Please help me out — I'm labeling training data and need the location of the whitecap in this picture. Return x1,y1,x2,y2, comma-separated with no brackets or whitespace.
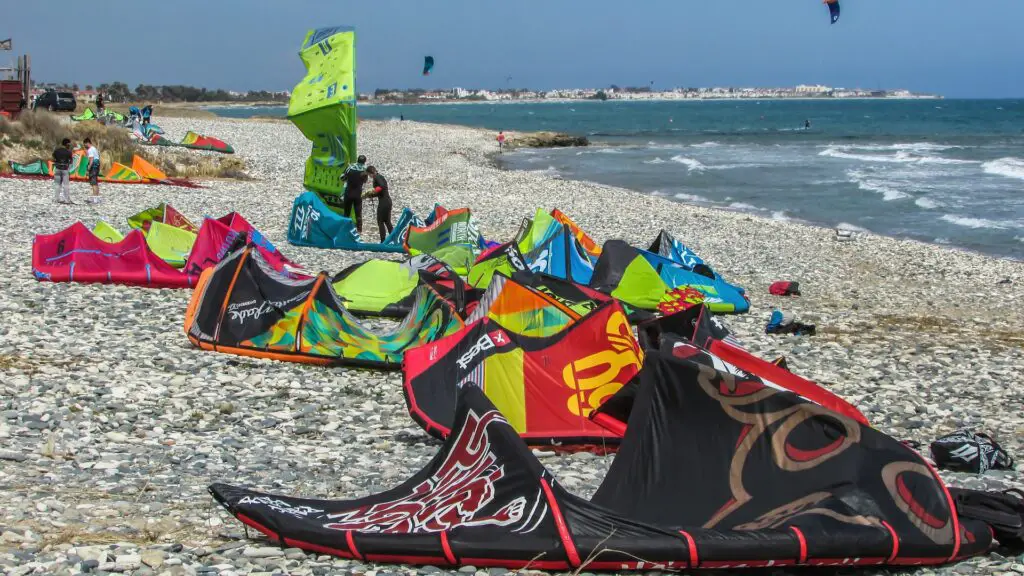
643,157,667,165
847,170,909,201
914,197,942,210
982,157,1024,182
727,202,764,211
594,148,624,155
771,211,790,222
690,141,722,148
672,193,709,203
670,155,706,171
837,222,870,233
939,214,1009,230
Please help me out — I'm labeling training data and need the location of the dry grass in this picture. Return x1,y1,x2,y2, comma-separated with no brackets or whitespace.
166,154,249,179
104,102,219,120
0,110,249,179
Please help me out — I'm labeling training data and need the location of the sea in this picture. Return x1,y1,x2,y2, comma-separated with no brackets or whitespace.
209,99,1024,260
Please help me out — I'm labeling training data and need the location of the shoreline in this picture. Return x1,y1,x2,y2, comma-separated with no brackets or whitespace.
0,115,1020,575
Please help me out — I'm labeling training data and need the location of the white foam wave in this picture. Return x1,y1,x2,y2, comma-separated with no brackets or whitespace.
847,170,909,201
837,222,870,233
643,157,667,165
939,214,1009,230
982,157,1024,181
771,211,791,222
914,197,942,210
673,193,709,203
690,141,722,148
594,148,624,155
728,202,764,211
705,163,768,171
821,145,975,166
670,155,706,171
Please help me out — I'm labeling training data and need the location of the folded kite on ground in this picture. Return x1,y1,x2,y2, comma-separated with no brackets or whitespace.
211,347,994,570
591,240,750,314
184,246,464,369
331,254,478,319
287,190,417,252
33,213,300,288
5,153,198,188
404,273,634,445
405,206,487,275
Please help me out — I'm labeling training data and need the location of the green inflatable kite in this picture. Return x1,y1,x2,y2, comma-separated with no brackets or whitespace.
288,26,358,213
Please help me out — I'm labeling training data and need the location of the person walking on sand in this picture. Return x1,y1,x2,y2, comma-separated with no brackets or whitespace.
497,131,506,154
84,138,102,203
52,138,74,204
96,93,105,116
340,155,368,233
364,166,393,242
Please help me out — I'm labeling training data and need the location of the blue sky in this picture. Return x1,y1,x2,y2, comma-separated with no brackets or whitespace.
7,0,1024,97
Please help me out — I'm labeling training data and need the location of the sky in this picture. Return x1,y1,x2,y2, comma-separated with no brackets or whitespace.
5,0,1024,98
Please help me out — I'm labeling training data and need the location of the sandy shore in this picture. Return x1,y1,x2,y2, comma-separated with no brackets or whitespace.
0,116,1021,575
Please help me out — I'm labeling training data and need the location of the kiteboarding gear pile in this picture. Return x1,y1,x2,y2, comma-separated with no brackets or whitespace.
950,488,1024,549
765,309,816,336
930,430,1014,474
769,281,801,296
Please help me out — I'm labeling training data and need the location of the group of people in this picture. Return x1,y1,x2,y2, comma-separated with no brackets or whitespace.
51,138,102,204
340,155,394,242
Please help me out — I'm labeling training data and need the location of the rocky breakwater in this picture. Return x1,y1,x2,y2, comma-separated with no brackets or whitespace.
504,131,589,149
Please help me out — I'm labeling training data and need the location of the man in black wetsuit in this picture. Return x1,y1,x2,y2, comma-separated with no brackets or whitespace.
52,138,74,204
365,166,393,242
340,155,368,232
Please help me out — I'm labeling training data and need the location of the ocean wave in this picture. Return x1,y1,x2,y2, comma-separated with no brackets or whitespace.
705,163,768,171
594,148,624,155
771,211,791,222
672,193,709,203
821,145,975,166
914,197,942,210
643,157,667,165
690,141,722,148
670,155,706,171
982,157,1024,181
837,222,870,233
939,214,1010,230
847,170,909,201
728,202,765,211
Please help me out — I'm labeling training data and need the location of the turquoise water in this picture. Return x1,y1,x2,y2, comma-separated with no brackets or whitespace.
209,100,1024,259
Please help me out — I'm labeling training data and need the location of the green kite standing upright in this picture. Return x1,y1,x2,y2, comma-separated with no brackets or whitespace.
288,26,357,213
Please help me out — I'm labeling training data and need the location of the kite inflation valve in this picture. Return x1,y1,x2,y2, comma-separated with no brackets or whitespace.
835,228,855,242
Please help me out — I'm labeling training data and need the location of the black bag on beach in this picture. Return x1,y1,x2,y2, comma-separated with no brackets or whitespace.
930,429,1013,474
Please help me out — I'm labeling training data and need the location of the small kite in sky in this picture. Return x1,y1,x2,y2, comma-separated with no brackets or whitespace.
825,0,840,24
423,56,435,76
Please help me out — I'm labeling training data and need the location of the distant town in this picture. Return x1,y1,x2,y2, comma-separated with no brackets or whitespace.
27,82,939,106
367,85,941,104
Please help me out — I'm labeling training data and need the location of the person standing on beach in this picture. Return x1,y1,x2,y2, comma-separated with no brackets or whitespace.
84,138,102,203
96,93,105,116
52,138,73,204
340,155,368,232
364,166,393,242
497,131,506,153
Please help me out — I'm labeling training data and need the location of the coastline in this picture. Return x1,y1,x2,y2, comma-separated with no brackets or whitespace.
0,116,1020,575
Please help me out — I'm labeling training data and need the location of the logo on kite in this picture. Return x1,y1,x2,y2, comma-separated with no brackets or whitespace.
825,0,840,24
323,409,533,534
561,311,643,417
456,330,510,370
423,56,435,76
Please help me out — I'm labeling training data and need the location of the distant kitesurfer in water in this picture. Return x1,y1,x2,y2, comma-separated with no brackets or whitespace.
805,119,812,129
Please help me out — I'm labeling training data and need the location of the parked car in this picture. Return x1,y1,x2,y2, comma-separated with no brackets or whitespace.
33,90,76,112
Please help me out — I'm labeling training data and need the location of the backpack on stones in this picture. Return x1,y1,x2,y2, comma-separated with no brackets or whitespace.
930,429,1013,474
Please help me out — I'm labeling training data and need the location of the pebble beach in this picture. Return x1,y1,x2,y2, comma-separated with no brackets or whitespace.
1,116,1023,576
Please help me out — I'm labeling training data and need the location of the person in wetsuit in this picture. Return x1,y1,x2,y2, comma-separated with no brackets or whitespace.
365,166,393,242
340,155,368,232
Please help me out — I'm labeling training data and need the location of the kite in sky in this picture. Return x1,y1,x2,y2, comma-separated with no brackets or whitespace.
825,0,841,24
423,56,434,76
